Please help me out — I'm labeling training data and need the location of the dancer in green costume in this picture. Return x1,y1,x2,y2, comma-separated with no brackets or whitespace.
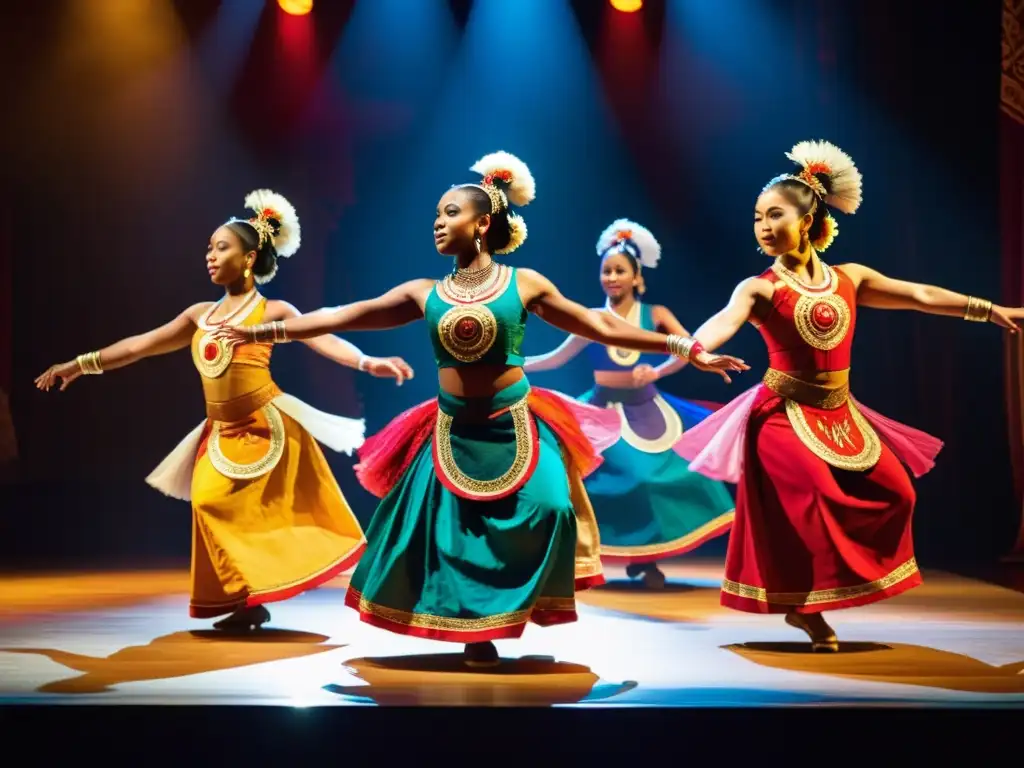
217,152,747,666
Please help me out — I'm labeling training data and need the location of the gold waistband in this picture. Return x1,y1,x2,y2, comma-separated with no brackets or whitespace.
763,369,849,410
205,381,283,424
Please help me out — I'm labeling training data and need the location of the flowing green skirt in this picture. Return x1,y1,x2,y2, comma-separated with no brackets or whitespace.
580,384,735,564
345,378,605,642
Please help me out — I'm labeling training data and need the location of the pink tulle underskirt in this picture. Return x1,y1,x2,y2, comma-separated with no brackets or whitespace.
673,383,943,484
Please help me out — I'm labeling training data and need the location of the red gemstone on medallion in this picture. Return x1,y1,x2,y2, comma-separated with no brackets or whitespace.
811,302,837,330
203,342,219,361
456,317,480,340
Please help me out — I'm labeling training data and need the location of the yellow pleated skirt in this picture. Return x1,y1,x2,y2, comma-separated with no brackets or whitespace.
188,405,365,618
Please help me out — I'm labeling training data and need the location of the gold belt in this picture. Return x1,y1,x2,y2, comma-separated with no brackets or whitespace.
205,381,282,423
762,369,849,410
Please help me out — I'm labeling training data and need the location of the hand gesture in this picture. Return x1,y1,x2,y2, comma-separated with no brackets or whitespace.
631,364,659,387
689,351,749,384
211,325,251,348
990,306,1024,333
362,356,415,386
35,360,83,392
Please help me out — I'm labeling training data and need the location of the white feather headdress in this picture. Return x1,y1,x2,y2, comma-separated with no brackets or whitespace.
241,188,301,257
784,140,863,214
469,151,536,208
466,151,535,255
596,218,661,269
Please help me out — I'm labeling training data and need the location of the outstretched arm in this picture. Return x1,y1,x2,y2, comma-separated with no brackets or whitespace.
691,277,771,352
35,303,209,392
842,263,1022,331
523,334,590,372
648,305,692,380
265,300,414,385
518,268,749,381
519,269,675,352
218,279,433,345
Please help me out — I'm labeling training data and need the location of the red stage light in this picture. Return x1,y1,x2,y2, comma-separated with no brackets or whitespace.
609,0,643,12
278,0,313,16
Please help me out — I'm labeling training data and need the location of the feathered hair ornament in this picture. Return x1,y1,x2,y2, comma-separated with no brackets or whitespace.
783,140,863,215
596,218,661,270
227,189,301,284
467,151,535,255
760,140,862,252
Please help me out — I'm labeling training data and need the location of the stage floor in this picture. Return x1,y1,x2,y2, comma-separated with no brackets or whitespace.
1,560,1022,708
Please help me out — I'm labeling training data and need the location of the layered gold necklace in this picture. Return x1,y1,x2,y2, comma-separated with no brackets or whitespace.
438,260,510,304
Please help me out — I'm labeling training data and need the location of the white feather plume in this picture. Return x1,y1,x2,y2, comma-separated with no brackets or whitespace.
494,213,528,255
243,188,301,258
595,218,661,269
470,151,536,207
785,140,863,214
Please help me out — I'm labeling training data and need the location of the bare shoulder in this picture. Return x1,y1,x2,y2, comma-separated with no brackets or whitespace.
263,299,301,321
834,262,868,281
403,277,437,294
740,275,775,299
515,267,548,287
182,301,215,324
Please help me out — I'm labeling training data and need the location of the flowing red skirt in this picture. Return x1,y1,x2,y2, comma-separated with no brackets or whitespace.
722,392,922,614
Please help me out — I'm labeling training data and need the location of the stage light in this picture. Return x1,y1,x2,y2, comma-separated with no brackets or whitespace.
610,0,643,12
278,0,312,16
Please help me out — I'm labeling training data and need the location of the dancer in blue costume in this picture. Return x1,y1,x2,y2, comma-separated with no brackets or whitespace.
524,219,735,588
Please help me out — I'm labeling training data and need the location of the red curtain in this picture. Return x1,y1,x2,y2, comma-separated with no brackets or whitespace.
1001,0,1024,556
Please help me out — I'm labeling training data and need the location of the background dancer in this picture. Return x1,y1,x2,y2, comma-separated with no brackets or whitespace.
524,219,734,588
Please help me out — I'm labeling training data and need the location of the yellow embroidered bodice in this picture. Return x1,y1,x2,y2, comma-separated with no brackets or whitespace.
191,294,280,422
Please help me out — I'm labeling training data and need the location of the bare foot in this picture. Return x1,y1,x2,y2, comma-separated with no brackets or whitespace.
785,611,838,652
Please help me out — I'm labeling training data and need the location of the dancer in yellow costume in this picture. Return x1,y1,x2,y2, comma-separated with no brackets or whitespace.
35,189,414,629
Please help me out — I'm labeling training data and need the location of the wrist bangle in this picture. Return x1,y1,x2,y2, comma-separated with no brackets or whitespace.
76,351,104,374
964,296,992,323
666,335,704,360
271,320,290,343
357,355,369,372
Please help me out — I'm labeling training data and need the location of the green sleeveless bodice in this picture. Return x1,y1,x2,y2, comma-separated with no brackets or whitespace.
425,264,527,369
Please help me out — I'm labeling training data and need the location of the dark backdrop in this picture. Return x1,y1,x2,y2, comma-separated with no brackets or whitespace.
1,0,1013,569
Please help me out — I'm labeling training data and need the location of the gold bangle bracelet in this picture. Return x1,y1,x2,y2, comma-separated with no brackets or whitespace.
964,296,992,323
76,351,103,374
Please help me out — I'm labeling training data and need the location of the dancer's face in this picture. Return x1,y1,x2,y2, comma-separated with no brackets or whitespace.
206,226,254,285
434,188,489,256
600,252,638,301
753,188,812,257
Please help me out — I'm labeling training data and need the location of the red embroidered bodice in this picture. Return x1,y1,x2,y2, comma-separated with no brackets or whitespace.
754,263,856,373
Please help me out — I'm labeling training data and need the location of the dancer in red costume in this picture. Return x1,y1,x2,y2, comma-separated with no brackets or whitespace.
675,140,1024,650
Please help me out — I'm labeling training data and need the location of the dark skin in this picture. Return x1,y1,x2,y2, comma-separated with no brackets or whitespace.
36,226,414,392
212,187,748,658
34,225,415,630
213,188,748,397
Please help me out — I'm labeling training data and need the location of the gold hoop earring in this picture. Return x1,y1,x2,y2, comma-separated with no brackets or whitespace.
800,230,809,251
244,268,251,279
474,234,482,253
